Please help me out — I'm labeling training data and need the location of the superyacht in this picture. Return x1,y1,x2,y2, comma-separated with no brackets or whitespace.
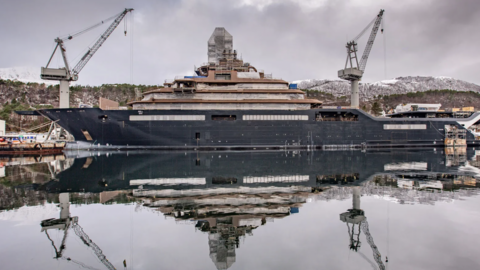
37,28,480,150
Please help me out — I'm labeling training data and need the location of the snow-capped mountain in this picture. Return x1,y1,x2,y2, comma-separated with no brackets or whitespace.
0,66,57,85
0,203,59,225
3,66,480,101
294,76,480,101
312,179,480,206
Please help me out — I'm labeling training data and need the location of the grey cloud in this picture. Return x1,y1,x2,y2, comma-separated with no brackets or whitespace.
1,0,479,86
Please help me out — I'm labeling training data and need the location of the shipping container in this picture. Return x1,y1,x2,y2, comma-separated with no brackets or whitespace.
290,207,299,214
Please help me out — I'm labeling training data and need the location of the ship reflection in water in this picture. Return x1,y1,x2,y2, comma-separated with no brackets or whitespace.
1,149,480,269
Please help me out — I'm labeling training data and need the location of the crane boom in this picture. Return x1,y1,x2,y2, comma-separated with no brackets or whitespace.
359,10,384,71
72,8,133,76
73,222,117,270
361,220,385,270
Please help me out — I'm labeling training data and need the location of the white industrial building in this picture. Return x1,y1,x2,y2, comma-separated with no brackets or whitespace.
395,103,442,113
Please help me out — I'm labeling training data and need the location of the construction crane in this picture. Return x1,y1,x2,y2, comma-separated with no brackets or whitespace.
361,220,384,269
340,187,386,270
338,9,385,108
41,193,117,270
41,8,133,108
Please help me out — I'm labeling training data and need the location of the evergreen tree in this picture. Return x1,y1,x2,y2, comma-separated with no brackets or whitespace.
371,102,382,116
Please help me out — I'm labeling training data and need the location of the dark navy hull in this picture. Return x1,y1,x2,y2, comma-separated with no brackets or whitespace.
42,149,478,193
38,108,480,149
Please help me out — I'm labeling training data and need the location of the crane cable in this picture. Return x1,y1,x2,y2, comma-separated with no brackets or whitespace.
129,200,134,270
62,257,101,270
353,17,376,42
124,13,127,36
386,194,390,269
130,11,134,85
126,13,134,269
59,11,125,42
382,15,387,79
63,10,128,69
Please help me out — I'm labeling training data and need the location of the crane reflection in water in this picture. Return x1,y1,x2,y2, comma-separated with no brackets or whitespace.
30,148,480,269
40,193,116,270
340,187,386,270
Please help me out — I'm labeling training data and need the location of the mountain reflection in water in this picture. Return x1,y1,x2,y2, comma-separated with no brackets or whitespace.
1,149,480,270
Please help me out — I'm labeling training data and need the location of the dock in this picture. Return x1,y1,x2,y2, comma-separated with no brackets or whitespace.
0,142,65,155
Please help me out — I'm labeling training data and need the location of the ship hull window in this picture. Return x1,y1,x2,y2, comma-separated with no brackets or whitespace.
215,74,231,80
130,115,205,121
315,112,358,121
212,177,238,184
384,124,426,130
243,115,308,121
212,115,236,121
244,175,309,183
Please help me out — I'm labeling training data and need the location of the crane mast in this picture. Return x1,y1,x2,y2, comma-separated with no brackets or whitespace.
338,9,384,108
41,8,133,108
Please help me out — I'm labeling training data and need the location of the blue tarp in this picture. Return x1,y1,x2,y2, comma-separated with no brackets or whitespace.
289,84,298,89
184,76,207,79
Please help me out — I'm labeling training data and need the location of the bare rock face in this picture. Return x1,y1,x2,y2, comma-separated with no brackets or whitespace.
295,76,480,101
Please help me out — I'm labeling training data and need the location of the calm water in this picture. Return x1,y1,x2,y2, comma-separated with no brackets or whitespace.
1,149,480,270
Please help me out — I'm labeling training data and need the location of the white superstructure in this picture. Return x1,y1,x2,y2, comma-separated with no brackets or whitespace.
128,27,321,111
395,103,442,113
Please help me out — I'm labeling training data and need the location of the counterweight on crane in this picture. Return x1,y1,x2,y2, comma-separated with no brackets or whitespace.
338,9,385,108
41,8,133,108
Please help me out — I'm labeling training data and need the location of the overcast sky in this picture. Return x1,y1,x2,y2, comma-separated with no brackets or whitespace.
1,0,479,86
